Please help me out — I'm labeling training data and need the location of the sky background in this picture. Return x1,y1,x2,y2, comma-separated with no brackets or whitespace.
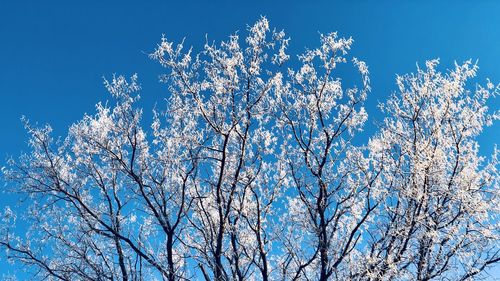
0,0,499,279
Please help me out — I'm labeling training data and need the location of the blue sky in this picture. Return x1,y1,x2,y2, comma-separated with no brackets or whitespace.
0,0,499,278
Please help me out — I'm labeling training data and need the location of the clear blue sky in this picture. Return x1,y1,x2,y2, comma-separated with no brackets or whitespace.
0,0,499,278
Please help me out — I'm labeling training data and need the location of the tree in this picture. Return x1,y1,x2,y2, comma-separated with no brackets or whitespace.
359,60,499,280
149,17,288,281
273,33,376,280
1,18,498,281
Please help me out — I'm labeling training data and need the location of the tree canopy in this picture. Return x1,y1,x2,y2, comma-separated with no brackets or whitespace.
1,17,499,281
